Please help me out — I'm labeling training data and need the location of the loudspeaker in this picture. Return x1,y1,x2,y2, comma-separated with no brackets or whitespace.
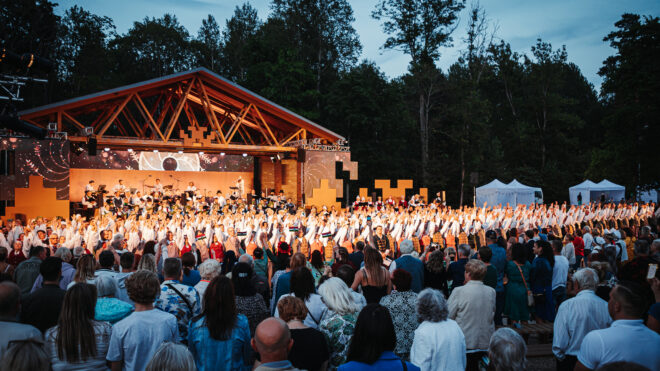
297,148,305,162
0,150,15,175
87,137,97,156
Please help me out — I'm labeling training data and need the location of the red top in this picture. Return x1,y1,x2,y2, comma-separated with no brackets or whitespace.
180,243,192,255
210,242,224,261
573,236,585,257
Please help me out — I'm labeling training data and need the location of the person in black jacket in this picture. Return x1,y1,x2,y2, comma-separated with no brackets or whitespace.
20,257,65,332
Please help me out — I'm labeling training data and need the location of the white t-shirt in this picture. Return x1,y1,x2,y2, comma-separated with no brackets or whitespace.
106,309,178,371
552,255,569,290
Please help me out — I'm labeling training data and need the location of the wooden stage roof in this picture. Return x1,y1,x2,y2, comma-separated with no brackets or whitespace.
18,68,344,155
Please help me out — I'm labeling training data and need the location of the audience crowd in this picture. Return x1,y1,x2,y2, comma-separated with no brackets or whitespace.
0,200,659,371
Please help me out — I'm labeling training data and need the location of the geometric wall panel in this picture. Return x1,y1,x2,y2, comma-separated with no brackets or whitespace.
3,176,69,222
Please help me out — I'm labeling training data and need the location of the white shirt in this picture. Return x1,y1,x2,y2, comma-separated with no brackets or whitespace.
275,293,328,329
577,319,660,370
551,255,569,290
561,243,576,265
411,320,466,371
583,233,593,250
552,290,611,360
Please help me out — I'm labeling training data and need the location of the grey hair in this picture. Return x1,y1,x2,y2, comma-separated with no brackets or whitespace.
458,244,471,258
238,253,254,267
651,239,660,253
95,275,118,297
318,277,360,315
54,247,72,262
137,253,157,273
198,259,221,280
488,328,527,371
400,239,414,255
572,268,599,291
73,246,83,257
145,342,196,371
583,226,591,232
416,288,448,323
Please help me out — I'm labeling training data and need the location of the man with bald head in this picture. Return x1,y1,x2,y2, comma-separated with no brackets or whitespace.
0,281,42,355
252,317,300,371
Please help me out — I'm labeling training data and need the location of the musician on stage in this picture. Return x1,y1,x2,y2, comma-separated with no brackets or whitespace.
85,180,96,193
154,178,164,193
186,182,197,192
373,225,390,256
112,179,126,194
82,190,97,220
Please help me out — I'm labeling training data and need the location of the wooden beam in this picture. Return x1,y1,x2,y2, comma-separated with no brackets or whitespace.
251,104,280,146
134,94,166,142
61,111,85,130
196,79,226,144
281,128,305,146
121,109,144,137
226,104,251,144
97,94,134,137
164,79,195,141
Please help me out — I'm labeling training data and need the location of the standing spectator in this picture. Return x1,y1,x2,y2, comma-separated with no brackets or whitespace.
21,257,65,332
181,252,201,287
448,260,496,371
276,267,328,329
107,270,179,371
68,255,97,288
0,282,42,355
31,248,75,292
1,339,50,371
238,254,269,305
188,275,251,371
335,265,367,311
94,275,133,324
115,252,135,303
14,245,46,296
618,240,655,285
251,318,298,371
553,268,611,371
575,281,660,371
195,259,221,301
348,240,365,268
274,253,307,309
318,277,360,370
44,283,113,370
341,304,420,371
423,249,448,297
530,240,556,322
145,342,196,371
278,296,329,371
478,246,497,290
447,244,471,290
411,288,466,371
232,262,269,337
0,246,14,279
488,328,527,371
485,230,507,326
582,226,594,260
379,269,419,360
551,240,570,308
155,258,201,343
504,243,531,325
331,247,357,276
573,232,585,269
351,248,391,304
389,240,424,293
561,234,576,266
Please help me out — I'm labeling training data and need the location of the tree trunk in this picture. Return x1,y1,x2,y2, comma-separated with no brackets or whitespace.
419,92,430,186
459,142,465,205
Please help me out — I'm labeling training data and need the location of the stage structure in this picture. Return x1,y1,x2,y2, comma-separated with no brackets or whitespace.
1,68,358,220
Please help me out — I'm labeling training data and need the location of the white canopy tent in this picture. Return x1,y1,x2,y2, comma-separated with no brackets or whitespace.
476,179,539,206
569,179,625,205
507,179,543,204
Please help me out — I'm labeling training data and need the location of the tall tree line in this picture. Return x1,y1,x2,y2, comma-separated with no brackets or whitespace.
1,1,658,205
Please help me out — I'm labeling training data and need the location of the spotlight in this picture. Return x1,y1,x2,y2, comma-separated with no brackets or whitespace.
199,151,204,155
153,149,158,153
178,150,184,154
276,154,282,161
242,153,247,157
220,152,225,156
127,148,133,152
104,147,110,152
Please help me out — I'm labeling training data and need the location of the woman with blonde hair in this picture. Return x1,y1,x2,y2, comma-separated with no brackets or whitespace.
136,253,157,273
318,277,360,370
67,255,96,289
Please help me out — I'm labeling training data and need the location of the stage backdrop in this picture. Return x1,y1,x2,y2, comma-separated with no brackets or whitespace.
69,150,253,201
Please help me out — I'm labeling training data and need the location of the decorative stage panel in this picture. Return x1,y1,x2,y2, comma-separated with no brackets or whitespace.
3,176,69,222
0,138,70,201
306,179,341,210
374,179,413,200
303,150,357,200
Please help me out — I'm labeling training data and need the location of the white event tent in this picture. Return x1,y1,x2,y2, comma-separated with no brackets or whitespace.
569,179,625,205
476,179,541,206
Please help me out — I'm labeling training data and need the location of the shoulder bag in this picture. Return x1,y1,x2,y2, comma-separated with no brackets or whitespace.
515,263,534,307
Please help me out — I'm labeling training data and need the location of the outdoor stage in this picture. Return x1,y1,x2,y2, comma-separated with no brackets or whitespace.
0,68,358,221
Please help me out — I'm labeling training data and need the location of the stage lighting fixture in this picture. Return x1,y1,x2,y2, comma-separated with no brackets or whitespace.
242,153,247,157
83,127,93,136
153,149,158,153
127,148,133,152
220,152,225,156
47,122,58,131
276,154,282,161
178,150,184,154
104,147,110,152
199,151,204,155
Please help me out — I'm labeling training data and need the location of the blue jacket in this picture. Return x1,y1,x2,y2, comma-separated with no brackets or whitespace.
489,244,507,292
188,314,252,371
339,351,420,371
